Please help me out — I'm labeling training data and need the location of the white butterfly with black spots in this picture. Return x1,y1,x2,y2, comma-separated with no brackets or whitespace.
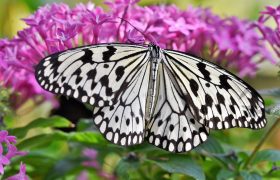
35,43,266,153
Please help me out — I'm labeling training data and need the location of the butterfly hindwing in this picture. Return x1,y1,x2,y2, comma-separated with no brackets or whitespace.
145,64,209,153
92,60,151,146
163,50,266,130
35,44,149,107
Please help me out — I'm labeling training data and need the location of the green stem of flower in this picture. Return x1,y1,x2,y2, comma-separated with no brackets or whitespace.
243,117,280,169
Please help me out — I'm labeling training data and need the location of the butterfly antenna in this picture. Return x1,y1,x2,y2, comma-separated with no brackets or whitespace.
116,17,157,45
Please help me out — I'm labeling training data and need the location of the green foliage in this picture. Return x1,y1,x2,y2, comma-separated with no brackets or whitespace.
9,116,73,138
0,86,11,120
2,113,279,179
251,150,280,165
147,155,205,180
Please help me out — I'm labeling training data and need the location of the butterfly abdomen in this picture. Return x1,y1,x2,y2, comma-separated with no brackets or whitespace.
145,45,162,120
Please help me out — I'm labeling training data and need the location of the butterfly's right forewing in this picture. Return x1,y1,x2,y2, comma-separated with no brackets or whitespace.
35,44,149,107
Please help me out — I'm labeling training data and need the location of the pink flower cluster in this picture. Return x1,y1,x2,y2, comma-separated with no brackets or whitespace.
257,5,280,59
0,0,278,107
0,130,27,175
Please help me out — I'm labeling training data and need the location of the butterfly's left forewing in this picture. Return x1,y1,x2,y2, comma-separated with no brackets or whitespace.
162,50,266,130
35,44,149,107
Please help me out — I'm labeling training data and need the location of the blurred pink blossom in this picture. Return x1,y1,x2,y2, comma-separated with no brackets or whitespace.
0,145,10,175
6,162,29,180
0,131,27,175
81,148,115,180
82,148,99,168
257,5,280,58
76,171,88,180
0,0,277,107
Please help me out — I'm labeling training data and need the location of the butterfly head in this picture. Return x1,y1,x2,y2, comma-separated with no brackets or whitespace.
148,43,161,59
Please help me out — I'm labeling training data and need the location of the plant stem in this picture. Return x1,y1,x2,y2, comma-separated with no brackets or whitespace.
243,117,280,169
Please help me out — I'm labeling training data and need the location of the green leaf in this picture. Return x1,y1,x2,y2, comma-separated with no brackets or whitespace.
196,137,224,154
68,131,107,145
17,131,107,150
146,154,205,180
9,116,73,138
76,118,94,131
240,171,262,180
21,0,42,11
13,152,57,175
237,151,250,162
17,131,68,149
45,156,85,180
264,167,280,178
251,149,280,165
216,168,235,180
115,155,140,180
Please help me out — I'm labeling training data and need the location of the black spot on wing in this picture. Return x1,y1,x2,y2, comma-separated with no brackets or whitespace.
189,79,199,96
100,76,109,86
169,124,174,131
197,62,211,81
106,88,113,96
87,69,97,78
217,92,225,104
103,46,117,62
75,76,83,84
216,104,222,114
136,117,140,124
158,120,163,126
205,94,213,106
126,119,130,126
229,105,236,114
80,49,93,63
201,105,208,115
115,66,125,81
61,76,66,83
219,74,231,90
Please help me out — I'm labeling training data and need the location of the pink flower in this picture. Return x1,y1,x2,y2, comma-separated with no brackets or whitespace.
76,171,89,180
82,148,99,168
6,162,29,180
127,29,145,44
0,130,27,175
81,148,116,180
0,130,16,144
5,144,28,160
257,5,280,59
0,145,10,174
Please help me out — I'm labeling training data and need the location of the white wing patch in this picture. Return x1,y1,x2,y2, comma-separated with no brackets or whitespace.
163,50,266,130
145,64,209,152
35,44,149,107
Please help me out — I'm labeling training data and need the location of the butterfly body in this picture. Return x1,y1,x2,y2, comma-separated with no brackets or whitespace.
35,43,266,153
146,44,162,120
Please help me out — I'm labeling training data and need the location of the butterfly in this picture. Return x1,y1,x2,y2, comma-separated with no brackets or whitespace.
35,43,266,153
